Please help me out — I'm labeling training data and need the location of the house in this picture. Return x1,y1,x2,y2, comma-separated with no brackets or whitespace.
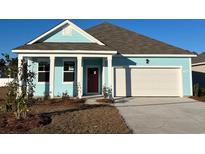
192,52,205,88
12,20,196,98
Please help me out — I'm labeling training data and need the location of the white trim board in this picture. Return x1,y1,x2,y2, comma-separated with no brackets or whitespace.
189,58,193,96
192,62,205,66
114,54,197,57
16,53,115,58
27,20,104,45
114,65,183,69
12,50,117,54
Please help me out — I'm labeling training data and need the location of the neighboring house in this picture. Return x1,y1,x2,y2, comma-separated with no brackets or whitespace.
12,20,196,98
192,53,205,88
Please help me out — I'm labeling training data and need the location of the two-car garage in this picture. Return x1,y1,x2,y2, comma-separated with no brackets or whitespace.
114,67,182,97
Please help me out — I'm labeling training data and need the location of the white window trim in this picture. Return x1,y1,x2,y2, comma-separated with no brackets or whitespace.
37,58,50,84
62,58,76,84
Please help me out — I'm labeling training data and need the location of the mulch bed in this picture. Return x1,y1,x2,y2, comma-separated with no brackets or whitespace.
28,104,131,134
0,95,131,134
29,98,87,114
35,98,86,105
0,113,51,134
96,98,114,104
190,96,205,103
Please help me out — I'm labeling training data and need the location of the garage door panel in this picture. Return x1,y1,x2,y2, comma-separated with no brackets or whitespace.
115,68,181,96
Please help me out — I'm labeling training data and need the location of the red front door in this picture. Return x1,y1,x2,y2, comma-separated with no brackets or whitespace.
87,67,98,93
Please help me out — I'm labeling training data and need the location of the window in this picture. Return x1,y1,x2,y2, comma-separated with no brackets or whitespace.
38,61,50,82
63,61,75,82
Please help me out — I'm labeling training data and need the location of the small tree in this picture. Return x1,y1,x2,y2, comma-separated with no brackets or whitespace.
0,53,18,78
5,58,35,119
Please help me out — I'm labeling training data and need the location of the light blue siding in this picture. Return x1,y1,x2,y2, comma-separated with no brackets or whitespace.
30,58,50,96
43,27,91,43
54,58,76,97
30,57,76,97
30,56,191,97
113,56,191,96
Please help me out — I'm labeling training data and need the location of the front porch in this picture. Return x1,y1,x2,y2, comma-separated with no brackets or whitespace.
18,54,113,98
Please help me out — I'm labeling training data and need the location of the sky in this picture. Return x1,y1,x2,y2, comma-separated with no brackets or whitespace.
0,19,205,57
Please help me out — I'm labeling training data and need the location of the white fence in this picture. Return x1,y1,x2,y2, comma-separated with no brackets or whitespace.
0,78,14,87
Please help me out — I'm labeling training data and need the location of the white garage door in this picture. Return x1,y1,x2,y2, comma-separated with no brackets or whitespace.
114,67,182,97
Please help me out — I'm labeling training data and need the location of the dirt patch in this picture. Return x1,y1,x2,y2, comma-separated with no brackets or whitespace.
29,98,86,114
28,104,131,134
190,96,205,103
0,113,51,134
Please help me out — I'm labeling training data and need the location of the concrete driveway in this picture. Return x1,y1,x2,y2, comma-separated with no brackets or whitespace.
114,97,205,133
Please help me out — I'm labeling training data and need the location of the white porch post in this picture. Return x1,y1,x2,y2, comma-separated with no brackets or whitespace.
49,56,55,98
102,58,105,89
77,56,82,98
26,57,31,93
18,54,23,95
107,56,113,98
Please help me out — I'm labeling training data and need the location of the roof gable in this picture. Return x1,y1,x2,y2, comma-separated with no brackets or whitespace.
42,24,91,43
27,20,104,45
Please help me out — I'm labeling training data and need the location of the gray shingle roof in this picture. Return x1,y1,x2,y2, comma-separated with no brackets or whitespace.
192,53,205,64
86,22,193,55
14,22,194,55
13,42,113,51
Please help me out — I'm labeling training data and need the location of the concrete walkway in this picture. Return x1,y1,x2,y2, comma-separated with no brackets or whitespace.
114,97,205,133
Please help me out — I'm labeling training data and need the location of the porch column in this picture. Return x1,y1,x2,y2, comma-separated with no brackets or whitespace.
49,56,55,98
77,56,82,98
107,56,113,97
102,58,105,88
18,54,23,95
26,57,31,93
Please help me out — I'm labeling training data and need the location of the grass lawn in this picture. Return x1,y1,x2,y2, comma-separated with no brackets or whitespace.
0,87,131,134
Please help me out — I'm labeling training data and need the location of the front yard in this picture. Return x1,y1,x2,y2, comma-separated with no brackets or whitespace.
0,87,131,134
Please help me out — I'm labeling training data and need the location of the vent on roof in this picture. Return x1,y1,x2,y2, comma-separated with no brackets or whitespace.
62,26,72,36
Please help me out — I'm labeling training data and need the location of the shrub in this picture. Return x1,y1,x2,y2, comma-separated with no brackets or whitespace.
62,91,70,100
5,58,35,119
103,86,108,99
193,83,200,96
193,83,205,97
